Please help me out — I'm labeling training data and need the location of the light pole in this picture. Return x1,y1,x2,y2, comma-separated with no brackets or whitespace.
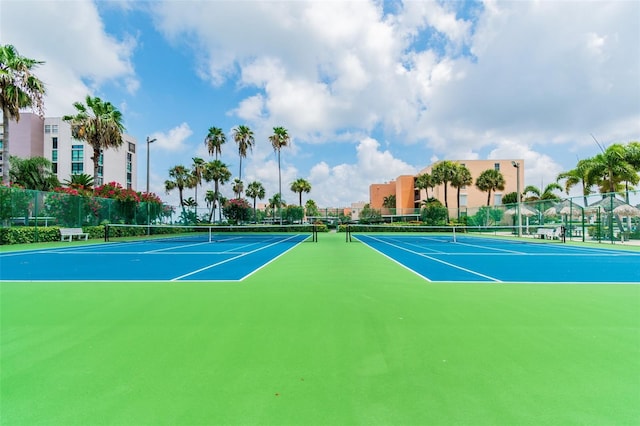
146,136,157,195
146,136,157,227
512,161,522,237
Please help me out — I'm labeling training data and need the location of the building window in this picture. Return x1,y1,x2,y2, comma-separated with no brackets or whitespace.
71,145,84,174
52,137,58,149
52,125,58,133
71,145,84,162
460,194,468,206
494,163,500,171
71,163,83,174
52,163,57,174
494,194,502,205
45,125,51,134
128,142,135,153
52,150,58,162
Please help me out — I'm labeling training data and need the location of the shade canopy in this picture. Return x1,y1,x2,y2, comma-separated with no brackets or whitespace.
504,205,539,217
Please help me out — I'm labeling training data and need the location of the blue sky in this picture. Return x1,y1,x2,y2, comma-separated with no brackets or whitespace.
2,0,639,208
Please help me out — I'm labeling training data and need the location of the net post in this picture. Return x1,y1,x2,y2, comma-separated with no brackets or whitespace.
104,224,109,242
346,224,351,242
452,225,457,243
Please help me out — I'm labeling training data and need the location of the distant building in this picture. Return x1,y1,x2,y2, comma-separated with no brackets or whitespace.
1,113,137,189
369,159,524,212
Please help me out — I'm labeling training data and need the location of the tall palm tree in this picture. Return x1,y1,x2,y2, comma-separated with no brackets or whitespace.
415,172,434,200
475,169,505,206
191,157,205,208
450,163,473,212
556,158,596,206
246,181,266,223
204,126,226,160
624,141,640,170
269,126,290,223
431,160,458,208
202,159,231,223
232,125,254,182
218,195,228,222
164,165,191,207
0,44,46,185
62,95,125,185
523,183,563,202
232,178,244,198
204,190,217,223
587,143,639,200
290,178,311,207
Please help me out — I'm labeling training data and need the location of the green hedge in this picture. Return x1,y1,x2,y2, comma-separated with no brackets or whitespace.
0,226,104,245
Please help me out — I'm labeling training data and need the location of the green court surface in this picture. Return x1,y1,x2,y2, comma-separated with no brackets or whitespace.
1,232,639,425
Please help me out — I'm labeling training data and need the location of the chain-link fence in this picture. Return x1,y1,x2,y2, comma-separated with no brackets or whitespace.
2,186,639,244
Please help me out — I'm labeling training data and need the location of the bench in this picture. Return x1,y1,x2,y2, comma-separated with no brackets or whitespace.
536,227,563,240
60,228,89,241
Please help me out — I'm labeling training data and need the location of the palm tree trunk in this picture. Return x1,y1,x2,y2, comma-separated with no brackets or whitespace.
2,107,10,185
278,150,282,225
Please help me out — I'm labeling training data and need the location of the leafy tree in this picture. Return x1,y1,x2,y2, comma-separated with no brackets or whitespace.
290,178,311,207
283,204,304,224
431,160,458,208
420,199,448,225
475,169,505,206
246,181,265,223
9,156,59,191
305,199,319,217
232,125,254,182
450,163,473,211
270,126,290,223
204,126,226,159
202,159,231,223
0,44,46,185
223,198,251,225
359,204,382,224
62,95,125,184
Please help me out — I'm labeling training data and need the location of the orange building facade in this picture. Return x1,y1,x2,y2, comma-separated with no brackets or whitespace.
369,159,524,214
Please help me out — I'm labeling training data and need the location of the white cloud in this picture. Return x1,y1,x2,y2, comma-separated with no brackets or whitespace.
1,0,138,117
307,137,417,207
151,123,193,153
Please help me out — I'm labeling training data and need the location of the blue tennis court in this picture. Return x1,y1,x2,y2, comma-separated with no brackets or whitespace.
354,234,640,284
0,234,309,282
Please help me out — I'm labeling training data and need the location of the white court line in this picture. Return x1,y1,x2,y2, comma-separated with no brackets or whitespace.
170,234,304,281
360,235,502,283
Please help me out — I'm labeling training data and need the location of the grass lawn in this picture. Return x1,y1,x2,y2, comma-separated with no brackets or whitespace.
1,232,639,425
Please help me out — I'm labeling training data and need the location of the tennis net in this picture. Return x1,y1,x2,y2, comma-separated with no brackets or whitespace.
345,224,562,243
105,223,318,243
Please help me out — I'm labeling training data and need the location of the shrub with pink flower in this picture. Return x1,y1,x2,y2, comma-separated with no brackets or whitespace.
223,198,252,224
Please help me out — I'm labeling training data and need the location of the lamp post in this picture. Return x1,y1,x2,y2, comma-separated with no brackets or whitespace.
146,136,157,195
146,137,157,227
512,161,522,237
